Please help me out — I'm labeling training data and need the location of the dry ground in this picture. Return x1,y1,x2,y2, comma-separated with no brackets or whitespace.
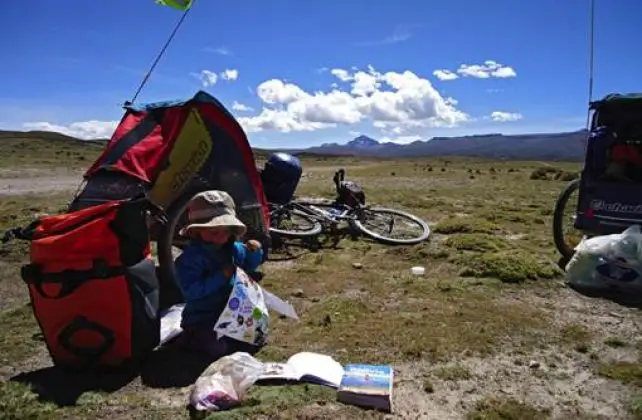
1,143,642,419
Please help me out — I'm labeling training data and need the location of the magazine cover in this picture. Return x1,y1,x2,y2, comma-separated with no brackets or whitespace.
337,364,393,412
339,364,393,394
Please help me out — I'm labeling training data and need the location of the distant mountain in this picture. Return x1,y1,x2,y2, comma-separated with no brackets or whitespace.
320,134,380,149
346,135,379,148
302,130,589,161
316,133,404,156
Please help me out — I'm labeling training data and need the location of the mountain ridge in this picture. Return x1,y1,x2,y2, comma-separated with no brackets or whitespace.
305,129,588,161
0,128,589,162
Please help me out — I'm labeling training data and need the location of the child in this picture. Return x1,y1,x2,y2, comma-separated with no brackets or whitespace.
174,190,264,359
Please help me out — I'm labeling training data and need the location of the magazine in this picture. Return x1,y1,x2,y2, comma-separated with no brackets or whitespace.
336,364,394,412
256,352,344,388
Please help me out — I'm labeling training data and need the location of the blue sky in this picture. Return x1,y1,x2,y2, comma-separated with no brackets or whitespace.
1,0,640,149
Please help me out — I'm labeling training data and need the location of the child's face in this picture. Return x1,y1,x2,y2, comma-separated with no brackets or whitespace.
198,228,231,245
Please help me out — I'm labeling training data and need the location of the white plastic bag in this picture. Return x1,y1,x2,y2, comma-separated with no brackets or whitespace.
566,225,642,291
214,268,269,346
159,304,185,346
190,352,266,412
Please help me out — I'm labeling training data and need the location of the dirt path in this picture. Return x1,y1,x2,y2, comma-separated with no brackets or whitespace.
0,171,82,196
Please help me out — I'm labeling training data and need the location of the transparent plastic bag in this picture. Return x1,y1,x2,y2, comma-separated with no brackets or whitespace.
566,225,642,290
189,352,266,413
609,225,642,262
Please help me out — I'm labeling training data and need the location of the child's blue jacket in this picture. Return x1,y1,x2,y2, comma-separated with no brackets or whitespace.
175,239,263,327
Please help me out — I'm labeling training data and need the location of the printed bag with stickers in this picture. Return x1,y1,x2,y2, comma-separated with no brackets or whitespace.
214,268,269,347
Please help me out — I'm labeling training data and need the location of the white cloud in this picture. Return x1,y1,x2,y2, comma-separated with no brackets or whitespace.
432,60,517,81
22,120,118,140
331,65,382,96
330,68,351,82
457,60,517,79
432,70,459,81
237,65,469,135
204,46,232,55
193,69,239,87
232,101,253,112
354,24,418,47
220,69,239,81
490,111,523,122
196,70,218,87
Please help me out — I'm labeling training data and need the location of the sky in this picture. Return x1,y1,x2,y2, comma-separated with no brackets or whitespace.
1,0,641,149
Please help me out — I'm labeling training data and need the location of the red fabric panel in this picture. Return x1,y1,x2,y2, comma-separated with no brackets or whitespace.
108,124,164,184
84,112,146,178
199,103,271,229
30,276,134,367
149,107,190,182
30,201,124,273
83,107,189,184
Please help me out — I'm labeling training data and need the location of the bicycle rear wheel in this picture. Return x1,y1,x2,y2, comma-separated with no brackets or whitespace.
353,207,430,245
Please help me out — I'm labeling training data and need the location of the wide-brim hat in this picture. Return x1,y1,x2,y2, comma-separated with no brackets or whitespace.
178,190,247,237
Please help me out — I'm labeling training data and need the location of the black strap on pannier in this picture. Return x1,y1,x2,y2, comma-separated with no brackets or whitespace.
57,316,116,366
20,259,126,299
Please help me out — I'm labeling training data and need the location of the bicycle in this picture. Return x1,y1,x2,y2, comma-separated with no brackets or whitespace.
269,169,431,245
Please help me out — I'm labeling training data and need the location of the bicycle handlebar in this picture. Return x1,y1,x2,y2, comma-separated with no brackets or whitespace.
333,168,345,192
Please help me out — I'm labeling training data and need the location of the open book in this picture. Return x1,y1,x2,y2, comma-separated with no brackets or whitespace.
336,364,394,413
256,352,344,388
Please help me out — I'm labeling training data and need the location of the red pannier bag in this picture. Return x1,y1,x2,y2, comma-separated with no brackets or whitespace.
16,197,163,371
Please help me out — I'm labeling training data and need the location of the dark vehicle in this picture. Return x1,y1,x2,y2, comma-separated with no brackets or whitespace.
553,93,642,259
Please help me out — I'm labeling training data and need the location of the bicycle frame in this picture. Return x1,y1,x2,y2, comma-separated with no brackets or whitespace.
269,168,370,233
270,200,356,225
298,202,352,223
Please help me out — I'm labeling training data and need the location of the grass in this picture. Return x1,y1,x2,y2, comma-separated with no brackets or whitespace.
432,364,472,381
597,361,642,387
467,397,551,420
0,131,104,169
433,217,501,235
0,305,42,365
1,133,640,418
561,324,592,353
201,385,341,420
457,251,562,283
443,233,510,252
529,166,578,182
631,395,642,420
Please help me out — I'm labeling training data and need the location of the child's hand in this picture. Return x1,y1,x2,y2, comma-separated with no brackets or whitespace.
245,239,262,251
222,266,235,279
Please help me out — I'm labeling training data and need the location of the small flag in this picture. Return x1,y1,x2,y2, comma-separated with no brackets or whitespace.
155,0,193,11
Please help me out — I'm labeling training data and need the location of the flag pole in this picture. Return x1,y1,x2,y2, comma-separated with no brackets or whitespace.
585,0,596,129
127,1,195,106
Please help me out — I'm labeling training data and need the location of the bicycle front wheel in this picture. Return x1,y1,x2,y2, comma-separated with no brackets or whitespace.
353,207,430,245
552,178,582,260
